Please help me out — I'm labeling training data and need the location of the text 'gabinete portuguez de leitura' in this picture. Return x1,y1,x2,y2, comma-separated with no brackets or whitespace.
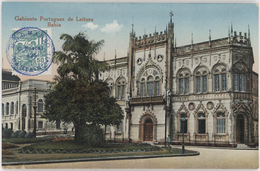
14,16,94,27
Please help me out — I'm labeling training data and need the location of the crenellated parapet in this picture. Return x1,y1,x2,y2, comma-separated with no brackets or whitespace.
134,30,167,47
229,31,250,46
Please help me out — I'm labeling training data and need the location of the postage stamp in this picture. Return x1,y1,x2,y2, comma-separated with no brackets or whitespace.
6,27,54,76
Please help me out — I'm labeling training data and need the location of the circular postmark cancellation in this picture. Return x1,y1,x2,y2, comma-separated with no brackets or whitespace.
6,27,55,76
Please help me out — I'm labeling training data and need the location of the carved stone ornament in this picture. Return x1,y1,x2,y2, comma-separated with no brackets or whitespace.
186,60,189,66
222,54,226,61
214,55,218,62
195,58,199,64
189,102,195,110
157,55,163,62
207,101,214,110
137,58,142,65
203,57,207,63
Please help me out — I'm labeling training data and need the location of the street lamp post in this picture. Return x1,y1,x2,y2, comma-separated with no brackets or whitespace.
181,117,185,154
33,88,37,138
164,88,167,148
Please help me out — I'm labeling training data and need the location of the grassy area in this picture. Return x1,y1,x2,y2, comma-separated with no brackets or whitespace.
20,141,161,152
2,138,199,164
3,146,198,164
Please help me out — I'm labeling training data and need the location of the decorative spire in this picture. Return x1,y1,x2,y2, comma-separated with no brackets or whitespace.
248,24,250,39
228,26,230,37
103,52,105,61
209,30,211,47
170,10,174,23
114,49,117,70
175,38,177,48
231,22,233,36
191,33,193,44
132,17,134,33
248,25,251,46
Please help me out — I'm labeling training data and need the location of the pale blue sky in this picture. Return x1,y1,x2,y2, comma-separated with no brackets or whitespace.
2,3,258,80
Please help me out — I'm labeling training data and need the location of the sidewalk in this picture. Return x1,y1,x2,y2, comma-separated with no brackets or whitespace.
2,150,199,166
164,144,258,150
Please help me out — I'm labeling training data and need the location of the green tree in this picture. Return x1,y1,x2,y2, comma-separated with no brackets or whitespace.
52,32,107,80
44,33,123,143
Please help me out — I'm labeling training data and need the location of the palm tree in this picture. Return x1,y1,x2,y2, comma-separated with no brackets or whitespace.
52,32,107,81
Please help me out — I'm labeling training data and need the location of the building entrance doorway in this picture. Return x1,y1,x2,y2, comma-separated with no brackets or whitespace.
236,114,245,143
22,105,26,131
144,119,153,141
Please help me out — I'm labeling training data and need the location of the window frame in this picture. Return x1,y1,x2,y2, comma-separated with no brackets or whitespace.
197,113,206,134
38,99,44,113
10,102,14,115
116,78,126,100
179,113,188,134
116,123,123,133
139,68,161,97
2,103,4,116
213,66,227,92
178,70,190,95
38,121,43,129
234,73,246,92
216,112,226,134
6,102,9,115
105,125,110,134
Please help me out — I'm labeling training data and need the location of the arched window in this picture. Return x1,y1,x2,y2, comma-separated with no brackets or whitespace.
147,76,154,96
213,65,227,92
16,101,18,114
2,103,4,116
116,122,122,133
106,125,110,133
194,67,208,93
234,73,246,91
180,113,187,133
106,79,114,97
233,63,247,92
11,102,14,115
6,102,9,115
217,112,225,134
178,69,190,94
139,68,161,97
38,99,44,112
116,77,126,100
198,113,206,134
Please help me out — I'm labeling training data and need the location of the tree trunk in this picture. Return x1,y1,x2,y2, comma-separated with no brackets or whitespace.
74,124,80,142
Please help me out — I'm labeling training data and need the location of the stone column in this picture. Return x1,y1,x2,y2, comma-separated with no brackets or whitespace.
26,95,31,132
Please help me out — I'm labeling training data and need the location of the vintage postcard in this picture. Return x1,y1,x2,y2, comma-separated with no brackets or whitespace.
1,2,259,169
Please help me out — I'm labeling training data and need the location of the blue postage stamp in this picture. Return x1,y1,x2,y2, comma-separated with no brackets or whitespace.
6,27,54,76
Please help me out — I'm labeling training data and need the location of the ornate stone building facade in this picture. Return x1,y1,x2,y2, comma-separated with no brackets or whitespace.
99,15,258,146
2,70,72,135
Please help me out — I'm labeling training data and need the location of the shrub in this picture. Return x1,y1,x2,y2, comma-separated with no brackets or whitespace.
18,131,27,138
79,124,105,147
52,137,73,142
2,149,13,155
2,142,18,149
11,130,22,138
25,132,34,139
2,129,13,139
2,137,53,144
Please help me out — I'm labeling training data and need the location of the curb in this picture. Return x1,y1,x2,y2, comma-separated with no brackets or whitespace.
2,152,200,166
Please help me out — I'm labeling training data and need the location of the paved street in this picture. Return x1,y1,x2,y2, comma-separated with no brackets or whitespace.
3,147,258,169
